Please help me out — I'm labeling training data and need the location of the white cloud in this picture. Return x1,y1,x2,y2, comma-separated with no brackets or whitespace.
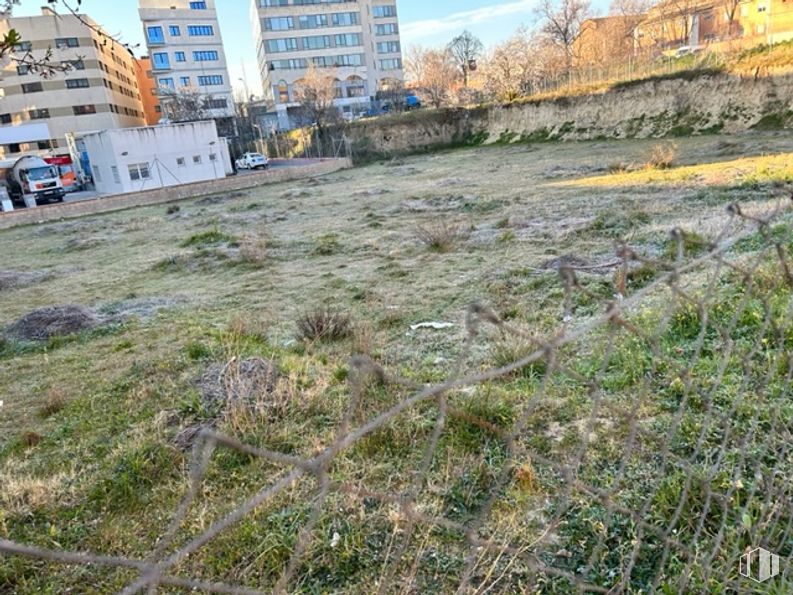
400,0,537,44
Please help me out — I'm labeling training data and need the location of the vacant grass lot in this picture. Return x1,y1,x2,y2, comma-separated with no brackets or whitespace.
1,133,792,593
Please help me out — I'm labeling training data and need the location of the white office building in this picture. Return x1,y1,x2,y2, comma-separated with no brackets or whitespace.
75,121,231,195
251,0,404,129
138,0,235,121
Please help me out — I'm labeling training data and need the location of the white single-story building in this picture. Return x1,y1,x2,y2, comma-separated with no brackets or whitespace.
73,121,232,195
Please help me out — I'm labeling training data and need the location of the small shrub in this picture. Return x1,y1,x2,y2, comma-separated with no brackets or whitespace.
416,220,464,253
647,142,678,170
664,230,711,260
296,307,352,342
166,204,181,215
39,388,68,418
491,335,547,379
313,233,342,256
21,431,43,448
185,341,212,361
239,232,268,266
181,229,237,248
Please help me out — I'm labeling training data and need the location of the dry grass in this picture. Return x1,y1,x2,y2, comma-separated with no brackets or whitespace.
646,142,678,170
238,228,268,266
296,307,353,342
38,387,68,418
0,471,70,515
415,219,465,253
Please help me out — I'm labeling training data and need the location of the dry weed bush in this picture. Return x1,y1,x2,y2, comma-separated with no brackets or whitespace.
239,228,268,266
0,471,71,515
647,142,678,170
296,307,352,342
39,387,68,418
416,219,465,253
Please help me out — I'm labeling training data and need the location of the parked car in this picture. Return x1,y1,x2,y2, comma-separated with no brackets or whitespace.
235,152,269,170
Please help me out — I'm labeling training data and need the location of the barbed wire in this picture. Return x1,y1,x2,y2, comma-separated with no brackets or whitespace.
2,195,793,592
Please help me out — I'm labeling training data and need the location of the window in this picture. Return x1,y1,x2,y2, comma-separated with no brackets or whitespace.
0,114,11,124
375,23,398,35
297,14,328,29
128,163,151,181
158,77,175,90
377,41,400,54
209,153,217,162
271,58,308,70
22,82,43,93
94,166,102,183
205,98,228,109
169,25,181,36
379,58,402,70
14,41,32,52
197,75,223,86
331,12,358,26
193,50,219,61
66,78,90,89
152,52,170,69
176,157,186,167
189,1,207,8
264,16,294,31
69,59,85,70
187,25,214,36
37,140,52,150
265,39,297,53
175,51,186,62
180,76,190,87
111,166,121,184
29,108,50,120
193,155,202,164
147,26,165,44
335,34,361,47
302,35,331,50
55,37,79,48
73,104,97,115
373,5,397,18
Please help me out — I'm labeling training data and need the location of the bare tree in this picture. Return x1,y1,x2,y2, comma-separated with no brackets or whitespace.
292,63,340,130
414,48,459,108
719,0,743,39
158,87,215,122
447,30,484,88
535,0,592,70
403,44,427,85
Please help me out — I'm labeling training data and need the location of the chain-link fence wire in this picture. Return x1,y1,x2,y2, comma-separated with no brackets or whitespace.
2,195,793,593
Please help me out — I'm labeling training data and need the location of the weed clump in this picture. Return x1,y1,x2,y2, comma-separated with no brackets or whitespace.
296,307,352,342
647,142,678,170
181,229,238,248
664,229,711,260
416,219,464,253
39,388,68,418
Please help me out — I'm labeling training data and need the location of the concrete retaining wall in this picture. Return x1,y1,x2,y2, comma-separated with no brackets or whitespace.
0,158,351,230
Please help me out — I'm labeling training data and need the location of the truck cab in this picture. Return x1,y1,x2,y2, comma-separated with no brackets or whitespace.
2,156,66,205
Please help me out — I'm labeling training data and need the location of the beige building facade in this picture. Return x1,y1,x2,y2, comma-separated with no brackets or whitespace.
0,7,146,158
139,0,235,121
251,0,404,128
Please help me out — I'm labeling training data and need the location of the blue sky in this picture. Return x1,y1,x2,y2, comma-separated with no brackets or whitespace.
13,0,609,95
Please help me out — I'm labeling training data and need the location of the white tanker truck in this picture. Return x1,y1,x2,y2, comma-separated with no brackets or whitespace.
0,155,66,207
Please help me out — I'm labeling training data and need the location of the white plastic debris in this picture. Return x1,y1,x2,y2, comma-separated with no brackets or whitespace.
330,531,341,548
410,322,455,331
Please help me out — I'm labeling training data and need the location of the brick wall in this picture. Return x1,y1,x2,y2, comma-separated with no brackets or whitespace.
0,159,351,230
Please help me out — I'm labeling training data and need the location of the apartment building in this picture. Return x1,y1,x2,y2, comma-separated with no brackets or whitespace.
0,7,146,159
636,0,793,52
135,57,163,125
251,0,404,128
139,0,235,122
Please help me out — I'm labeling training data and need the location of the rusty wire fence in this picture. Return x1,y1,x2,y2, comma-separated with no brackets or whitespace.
2,197,793,593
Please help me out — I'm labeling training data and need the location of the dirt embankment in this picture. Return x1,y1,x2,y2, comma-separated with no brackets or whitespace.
343,72,793,160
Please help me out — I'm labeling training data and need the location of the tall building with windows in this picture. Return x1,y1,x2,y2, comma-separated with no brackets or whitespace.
251,0,404,128
138,0,235,122
0,7,146,159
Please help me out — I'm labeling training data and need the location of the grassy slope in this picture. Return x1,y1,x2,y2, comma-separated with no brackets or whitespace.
1,133,792,592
